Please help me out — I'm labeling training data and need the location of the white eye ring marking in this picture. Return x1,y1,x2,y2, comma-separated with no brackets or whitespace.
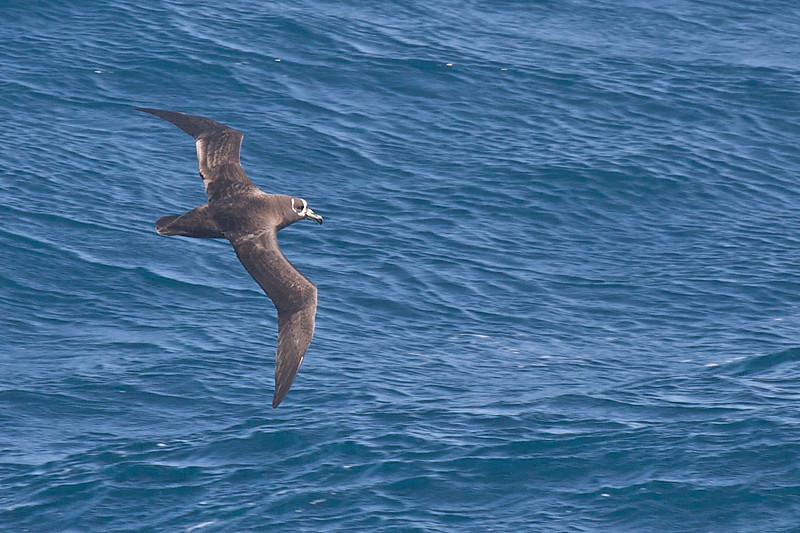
292,198,308,216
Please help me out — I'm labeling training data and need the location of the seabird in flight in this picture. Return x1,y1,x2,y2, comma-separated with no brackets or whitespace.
136,108,323,408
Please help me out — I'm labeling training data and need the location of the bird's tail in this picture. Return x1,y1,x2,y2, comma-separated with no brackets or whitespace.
156,205,224,238
155,215,183,235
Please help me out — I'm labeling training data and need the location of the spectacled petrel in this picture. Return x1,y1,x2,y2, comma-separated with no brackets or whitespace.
136,108,323,408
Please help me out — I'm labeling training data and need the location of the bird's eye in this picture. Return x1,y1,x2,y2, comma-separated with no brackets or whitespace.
293,198,307,215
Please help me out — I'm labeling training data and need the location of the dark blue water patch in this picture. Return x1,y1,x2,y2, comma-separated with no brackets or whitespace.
725,346,800,377
3,0,800,531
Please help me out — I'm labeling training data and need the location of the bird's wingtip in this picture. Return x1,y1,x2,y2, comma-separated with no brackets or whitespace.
273,385,292,408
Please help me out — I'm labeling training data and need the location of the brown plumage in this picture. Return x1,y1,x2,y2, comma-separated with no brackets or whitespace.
136,108,323,407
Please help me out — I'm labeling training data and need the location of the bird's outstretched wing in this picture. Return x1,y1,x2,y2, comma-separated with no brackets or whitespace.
230,230,318,408
135,108,256,200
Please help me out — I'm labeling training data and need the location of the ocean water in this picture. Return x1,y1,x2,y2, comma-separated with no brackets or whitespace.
2,1,800,531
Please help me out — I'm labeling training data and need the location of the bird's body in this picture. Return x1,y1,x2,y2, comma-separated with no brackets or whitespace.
136,108,323,407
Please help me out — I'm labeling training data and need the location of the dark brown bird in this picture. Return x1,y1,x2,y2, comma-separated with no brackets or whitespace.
136,108,323,408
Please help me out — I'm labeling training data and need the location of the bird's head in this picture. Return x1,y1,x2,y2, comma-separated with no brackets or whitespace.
289,197,323,225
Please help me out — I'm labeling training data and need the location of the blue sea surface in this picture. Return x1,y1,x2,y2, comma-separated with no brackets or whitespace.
2,1,800,531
